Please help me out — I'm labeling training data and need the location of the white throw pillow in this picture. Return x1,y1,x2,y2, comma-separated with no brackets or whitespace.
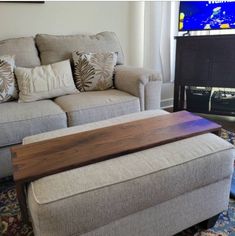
15,60,78,102
0,55,18,103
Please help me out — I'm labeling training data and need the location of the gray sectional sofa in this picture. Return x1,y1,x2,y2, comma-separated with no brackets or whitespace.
0,31,162,178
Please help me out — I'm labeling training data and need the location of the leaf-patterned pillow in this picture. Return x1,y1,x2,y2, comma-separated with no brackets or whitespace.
72,52,117,92
0,55,18,103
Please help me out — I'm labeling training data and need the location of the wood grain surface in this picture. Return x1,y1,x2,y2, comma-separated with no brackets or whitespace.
12,111,221,183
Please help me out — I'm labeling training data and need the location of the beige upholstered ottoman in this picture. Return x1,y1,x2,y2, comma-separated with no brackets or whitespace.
23,110,235,236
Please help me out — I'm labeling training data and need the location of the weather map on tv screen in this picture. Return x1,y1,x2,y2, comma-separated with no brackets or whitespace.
179,1,235,31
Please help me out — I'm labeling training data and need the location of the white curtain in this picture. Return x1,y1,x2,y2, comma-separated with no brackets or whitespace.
142,1,178,83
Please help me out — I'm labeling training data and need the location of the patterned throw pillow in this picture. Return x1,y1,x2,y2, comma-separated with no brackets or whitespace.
72,52,117,92
15,60,78,103
0,55,18,103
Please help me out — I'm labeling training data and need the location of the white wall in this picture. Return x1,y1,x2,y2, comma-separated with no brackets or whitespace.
128,2,144,67
0,1,130,63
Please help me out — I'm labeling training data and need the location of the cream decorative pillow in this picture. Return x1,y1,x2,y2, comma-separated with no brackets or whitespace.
0,55,18,103
15,60,78,103
72,52,117,91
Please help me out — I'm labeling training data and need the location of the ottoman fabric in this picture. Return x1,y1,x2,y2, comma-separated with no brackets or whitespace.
29,134,233,204
26,111,234,236
81,179,231,236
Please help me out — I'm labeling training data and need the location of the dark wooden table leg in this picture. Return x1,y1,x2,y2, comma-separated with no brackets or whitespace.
213,128,222,136
199,214,220,229
15,182,28,223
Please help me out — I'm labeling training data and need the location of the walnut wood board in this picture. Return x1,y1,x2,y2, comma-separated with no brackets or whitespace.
12,111,221,183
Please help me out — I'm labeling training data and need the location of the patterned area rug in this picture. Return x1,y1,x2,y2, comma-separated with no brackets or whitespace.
0,129,235,236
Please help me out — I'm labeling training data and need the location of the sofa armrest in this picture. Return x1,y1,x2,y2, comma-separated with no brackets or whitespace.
114,65,162,110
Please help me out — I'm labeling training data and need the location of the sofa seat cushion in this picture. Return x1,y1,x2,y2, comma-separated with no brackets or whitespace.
54,89,140,126
0,100,67,147
27,127,234,235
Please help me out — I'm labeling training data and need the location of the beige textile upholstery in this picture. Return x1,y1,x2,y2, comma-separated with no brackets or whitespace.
115,65,162,110
36,31,124,65
0,100,67,178
0,100,67,147
26,111,234,236
15,60,78,102
81,179,231,236
54,89,140,126
0,37,40,67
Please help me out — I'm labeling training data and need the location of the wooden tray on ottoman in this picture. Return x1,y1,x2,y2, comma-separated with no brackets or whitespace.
11,111,221,221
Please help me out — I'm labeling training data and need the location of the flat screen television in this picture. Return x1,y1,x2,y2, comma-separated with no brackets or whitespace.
179,1,235,31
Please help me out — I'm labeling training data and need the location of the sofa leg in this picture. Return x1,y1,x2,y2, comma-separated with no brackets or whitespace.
199,214,220,229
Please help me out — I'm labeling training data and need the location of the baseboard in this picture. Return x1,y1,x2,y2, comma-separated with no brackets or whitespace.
161,98,173,108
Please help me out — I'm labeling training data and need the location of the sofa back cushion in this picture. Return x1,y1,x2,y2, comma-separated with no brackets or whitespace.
0,37,40,68
35,31,124,65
